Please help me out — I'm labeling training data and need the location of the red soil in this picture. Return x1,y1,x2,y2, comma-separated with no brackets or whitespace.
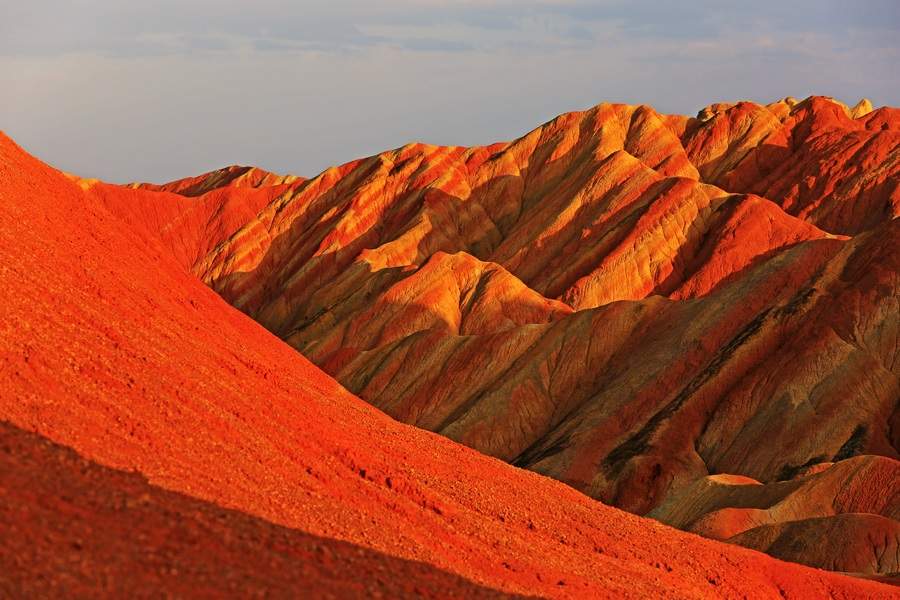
1,128,897,598
0,421,517,599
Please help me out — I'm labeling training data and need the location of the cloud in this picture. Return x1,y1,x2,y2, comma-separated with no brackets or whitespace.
1,1,897,183
3,1,897,58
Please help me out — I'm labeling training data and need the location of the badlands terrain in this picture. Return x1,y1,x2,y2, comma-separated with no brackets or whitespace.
1,95,898,597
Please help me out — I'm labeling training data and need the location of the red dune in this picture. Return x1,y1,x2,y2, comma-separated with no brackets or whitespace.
1,95,898,596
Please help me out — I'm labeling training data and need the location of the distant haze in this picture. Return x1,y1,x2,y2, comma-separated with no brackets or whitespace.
2,0,898,183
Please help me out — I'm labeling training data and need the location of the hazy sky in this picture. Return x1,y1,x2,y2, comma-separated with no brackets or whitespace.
2,1,898,183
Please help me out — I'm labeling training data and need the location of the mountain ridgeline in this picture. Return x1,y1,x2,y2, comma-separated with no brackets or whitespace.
80,95,900,578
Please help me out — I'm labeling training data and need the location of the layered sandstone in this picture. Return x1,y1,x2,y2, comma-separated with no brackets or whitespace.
8,94,898,583
7,131,897,597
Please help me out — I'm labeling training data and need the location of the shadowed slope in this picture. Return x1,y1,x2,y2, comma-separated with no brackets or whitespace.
648,455,900,575
729,514,899,576
299,250,574,367
650,455,900,537
0,422,517,599
2,129,896,597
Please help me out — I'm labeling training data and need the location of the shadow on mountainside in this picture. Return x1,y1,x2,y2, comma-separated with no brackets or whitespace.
0,420,525,599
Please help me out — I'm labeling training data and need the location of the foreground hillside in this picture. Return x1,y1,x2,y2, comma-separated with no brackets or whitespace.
0,125,896,596
0,422,513,599
87,96,900,576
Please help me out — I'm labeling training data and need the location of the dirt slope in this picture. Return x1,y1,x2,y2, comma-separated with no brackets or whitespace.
0,421,519,599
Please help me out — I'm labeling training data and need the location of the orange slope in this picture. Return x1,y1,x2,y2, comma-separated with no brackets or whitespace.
0,131,895,598
686,96,900,234
0,421,517,599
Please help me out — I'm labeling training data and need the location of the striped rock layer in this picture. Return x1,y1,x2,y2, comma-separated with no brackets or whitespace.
61,95,900,578
7,129,900,598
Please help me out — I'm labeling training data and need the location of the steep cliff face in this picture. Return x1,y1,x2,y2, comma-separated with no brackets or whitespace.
7,131,896,598
64,95,900,577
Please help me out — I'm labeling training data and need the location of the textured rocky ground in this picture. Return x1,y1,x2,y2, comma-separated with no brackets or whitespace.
0,422,519,599
1,94,898,595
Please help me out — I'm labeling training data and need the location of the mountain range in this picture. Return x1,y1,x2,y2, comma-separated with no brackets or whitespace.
1,94,898,596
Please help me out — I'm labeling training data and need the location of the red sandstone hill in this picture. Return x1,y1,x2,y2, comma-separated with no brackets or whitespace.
70,96,899,579
0,95,897,596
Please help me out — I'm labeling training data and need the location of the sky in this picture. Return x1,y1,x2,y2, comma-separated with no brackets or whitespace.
2,1,899,183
